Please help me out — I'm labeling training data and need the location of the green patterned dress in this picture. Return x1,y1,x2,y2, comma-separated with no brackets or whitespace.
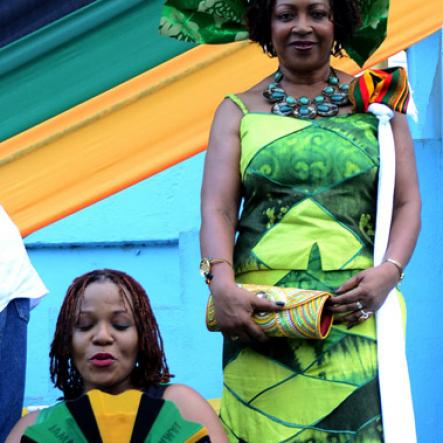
221,94,383,443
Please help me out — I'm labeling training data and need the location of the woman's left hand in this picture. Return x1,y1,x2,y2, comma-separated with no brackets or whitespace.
327,262,401,328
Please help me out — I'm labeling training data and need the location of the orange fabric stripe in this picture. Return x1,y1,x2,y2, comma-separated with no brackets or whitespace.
0,0,442,235
0,42,275,235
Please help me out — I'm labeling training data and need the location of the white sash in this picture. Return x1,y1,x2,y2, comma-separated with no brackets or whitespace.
369,103,417,443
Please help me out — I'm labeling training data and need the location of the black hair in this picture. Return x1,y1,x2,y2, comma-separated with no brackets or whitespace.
50,269,171,400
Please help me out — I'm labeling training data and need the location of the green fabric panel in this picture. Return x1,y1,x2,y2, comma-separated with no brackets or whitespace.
302,329,378,386
0,0,194,142
234,113,379,276
146,399,204,442
250,374,355,425
344,0,389,67
224,348,295,403
0,0,134,77
24,403,88,443
160,0,248,43
315,378,382,433
221,386,297,442
284,418,383,443
239,113,311,178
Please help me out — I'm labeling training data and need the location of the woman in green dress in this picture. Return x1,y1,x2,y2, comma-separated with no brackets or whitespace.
196,0,421,441
7,269,227,443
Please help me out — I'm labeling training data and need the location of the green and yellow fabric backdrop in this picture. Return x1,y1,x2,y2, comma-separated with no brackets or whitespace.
0,0,441,236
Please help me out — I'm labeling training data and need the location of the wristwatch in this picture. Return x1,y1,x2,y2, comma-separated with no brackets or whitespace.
199,257,232,284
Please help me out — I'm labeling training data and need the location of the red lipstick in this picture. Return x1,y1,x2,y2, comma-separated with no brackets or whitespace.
90,353,115,367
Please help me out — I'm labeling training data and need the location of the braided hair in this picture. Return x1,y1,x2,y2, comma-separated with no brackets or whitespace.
50,269,171,400
246,0,361,58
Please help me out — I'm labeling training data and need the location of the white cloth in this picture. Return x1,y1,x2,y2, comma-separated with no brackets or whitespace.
369,103,417,443
0,205,48,313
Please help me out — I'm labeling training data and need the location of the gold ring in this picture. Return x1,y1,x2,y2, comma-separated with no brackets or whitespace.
230,335,240,342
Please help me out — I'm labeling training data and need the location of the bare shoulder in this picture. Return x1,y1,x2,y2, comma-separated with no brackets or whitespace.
163,383,208,409
212,97,244,133
215,96,243,117
234,75,273,113
5,411,39,443
163,384,228,443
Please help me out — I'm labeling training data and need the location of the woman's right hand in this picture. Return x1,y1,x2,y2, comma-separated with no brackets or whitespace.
210,282,283,342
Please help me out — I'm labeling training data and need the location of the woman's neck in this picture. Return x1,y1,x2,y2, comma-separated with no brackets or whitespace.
278,64,331,87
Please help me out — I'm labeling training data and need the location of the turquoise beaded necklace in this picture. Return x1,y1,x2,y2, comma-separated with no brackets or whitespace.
263,69,350,119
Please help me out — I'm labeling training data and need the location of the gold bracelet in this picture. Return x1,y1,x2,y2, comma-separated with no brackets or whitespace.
199,257,233,284
385,258,405,280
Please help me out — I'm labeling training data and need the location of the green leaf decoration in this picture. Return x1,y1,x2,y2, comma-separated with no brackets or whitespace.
160,0,390,66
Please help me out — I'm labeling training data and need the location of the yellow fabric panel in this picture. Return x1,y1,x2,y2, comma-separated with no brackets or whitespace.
235,269,289,285
252,199,368,271
221,385,297,442
251,373,355,425
398,288,407,332
240,114,311,178
88,389,142,443
342,252,374,270
184,427,211,443
334,318,377,341
0,0,441,235
224,348,296,402
207,398,221,414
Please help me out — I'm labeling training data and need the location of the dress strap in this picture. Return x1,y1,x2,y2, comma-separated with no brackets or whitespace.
145,383,169,399
226,93,249,115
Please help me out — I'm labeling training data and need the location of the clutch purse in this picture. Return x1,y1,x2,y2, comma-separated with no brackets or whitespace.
206,284,333,340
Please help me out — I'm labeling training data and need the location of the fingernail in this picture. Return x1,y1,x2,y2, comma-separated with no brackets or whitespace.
275,301,285,307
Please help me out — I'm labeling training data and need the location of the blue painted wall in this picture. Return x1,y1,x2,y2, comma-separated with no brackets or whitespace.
24,153,223,405
23,32,442,441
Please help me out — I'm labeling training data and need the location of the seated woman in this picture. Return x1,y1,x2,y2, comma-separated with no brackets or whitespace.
7,269,227,443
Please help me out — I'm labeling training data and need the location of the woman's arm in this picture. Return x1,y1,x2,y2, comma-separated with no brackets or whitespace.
329,112,421,326
164,384,227,442
384,112,422,265
200,99,242,289
200,99,281,342
5,411,39,443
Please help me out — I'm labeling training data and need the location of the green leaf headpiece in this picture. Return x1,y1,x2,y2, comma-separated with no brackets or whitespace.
160,0,389,67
